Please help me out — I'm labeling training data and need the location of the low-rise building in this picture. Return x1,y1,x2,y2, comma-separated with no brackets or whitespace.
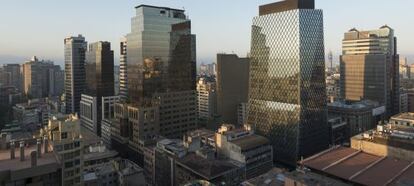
83,159,145,186
242,167,350,186
153,138,245,186
216,124,273,179
300,146,414,186
328,116,348,146
44,113,83,186
0,139,61,186
389,112,414,128
328,100,384,137
351,124,414,162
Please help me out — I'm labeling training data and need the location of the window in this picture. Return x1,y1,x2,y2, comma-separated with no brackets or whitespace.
61,132,68,139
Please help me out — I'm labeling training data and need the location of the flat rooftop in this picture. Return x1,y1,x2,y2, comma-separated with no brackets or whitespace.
285,170,350,186
242,168,285,186
391,112,414,121
135,4,184,12
301,147,414,186
231,134,269,151
176,153,241,180
352,127,414,151
327,100,379,110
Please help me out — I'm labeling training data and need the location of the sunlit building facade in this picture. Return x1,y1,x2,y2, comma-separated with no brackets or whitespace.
247,0,328,166
340,26,400,117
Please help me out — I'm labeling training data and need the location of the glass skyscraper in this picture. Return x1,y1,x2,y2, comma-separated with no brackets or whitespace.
126,5,196,105
80,41,114,136
121,5,197,141
247,0,328,166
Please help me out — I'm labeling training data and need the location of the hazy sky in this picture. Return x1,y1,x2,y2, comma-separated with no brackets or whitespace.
0,0,413,66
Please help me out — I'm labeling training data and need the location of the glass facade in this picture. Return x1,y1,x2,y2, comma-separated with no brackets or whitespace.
126,6,195,105
85,41,114,97
123,5,197,139
248,9,328,166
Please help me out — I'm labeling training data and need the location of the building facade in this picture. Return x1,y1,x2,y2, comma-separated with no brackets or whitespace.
2,64,22,91
21,56,62,98
65,35,87,114
80,41,115,137
328,100,384,139
119,37,128,101
46,114,83,186
196,78,216,120
247,0,328,166
117,5,197,147
216,54,250,125
340,26,400,117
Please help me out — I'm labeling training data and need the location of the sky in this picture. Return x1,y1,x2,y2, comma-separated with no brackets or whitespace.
0,0,413,67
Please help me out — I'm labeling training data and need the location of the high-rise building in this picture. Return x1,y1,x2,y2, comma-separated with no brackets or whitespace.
247,0,328,166
65,35,87,114
216,54,250,125
340,26,399,117
80,41,114,136
126,5,196,105
119,37,128,101
124,5,197,138
21,56,61,98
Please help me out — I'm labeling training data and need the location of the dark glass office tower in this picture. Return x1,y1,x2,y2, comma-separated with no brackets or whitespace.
84,41,115,97
247,0,328,166
64,35,87,114
80,41,114,136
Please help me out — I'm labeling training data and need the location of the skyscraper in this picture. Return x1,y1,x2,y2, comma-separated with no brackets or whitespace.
340,26,399,117
216,54,250,125
65,35,87,114
80,41,114,136
124,5,197,139
247,0,328,166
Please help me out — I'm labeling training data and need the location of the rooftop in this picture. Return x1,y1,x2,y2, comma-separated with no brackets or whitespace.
301,146,414,186
259,0,315,16
176,153,242,180
0,143,60,182
135,4,184,12
231,134,269,151
242,168,285,186
353,125,414,151
328,100,379,110
391,112,414,121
